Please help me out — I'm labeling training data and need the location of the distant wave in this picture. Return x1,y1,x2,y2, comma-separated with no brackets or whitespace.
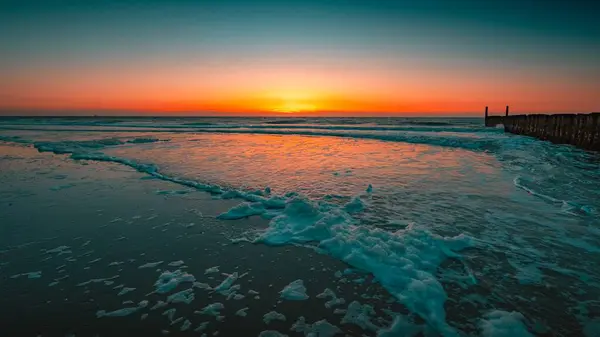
0,124,506,152
181,122,216,126
513,175,595,215
210,124,494,133
263,119,308,124
0,122,498,134
191,127,503,151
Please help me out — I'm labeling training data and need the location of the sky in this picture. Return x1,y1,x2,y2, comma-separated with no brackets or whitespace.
0,0,598,116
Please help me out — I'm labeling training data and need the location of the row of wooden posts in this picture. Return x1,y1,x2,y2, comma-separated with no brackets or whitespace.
484,106,600,151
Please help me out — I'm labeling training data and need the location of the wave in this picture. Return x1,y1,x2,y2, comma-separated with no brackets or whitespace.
4,131,592,217
513,176,595,215
1,126,506,152
263,119,308,124
33,137,163,154
0,121,494,133
16,136,472,335
3,130,595,334
201,124,496,133
191,127,504,152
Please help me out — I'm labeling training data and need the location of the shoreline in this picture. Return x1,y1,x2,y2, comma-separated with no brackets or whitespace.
0,143,401,337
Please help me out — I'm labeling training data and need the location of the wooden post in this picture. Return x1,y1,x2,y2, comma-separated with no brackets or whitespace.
484,106,489,126
505,105,509,117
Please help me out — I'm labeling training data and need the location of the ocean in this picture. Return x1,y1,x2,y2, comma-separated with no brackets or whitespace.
1,116,599,337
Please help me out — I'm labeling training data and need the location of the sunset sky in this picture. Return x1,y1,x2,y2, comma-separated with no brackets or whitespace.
1,0,598,116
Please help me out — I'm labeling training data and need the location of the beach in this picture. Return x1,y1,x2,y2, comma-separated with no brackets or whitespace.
1,117,599,336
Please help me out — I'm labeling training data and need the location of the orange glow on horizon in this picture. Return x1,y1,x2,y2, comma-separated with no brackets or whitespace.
1,58,598,115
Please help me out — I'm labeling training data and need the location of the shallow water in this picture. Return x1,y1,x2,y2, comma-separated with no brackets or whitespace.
1,116,599,336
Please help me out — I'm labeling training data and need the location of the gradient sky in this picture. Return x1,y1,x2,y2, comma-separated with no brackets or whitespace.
1,0,598,116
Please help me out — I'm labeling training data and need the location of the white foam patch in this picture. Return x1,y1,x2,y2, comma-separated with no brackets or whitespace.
344,196,366,213
151,301,168,310
180,319,192,331
77,275,119,287
341,301,379,331
220,284,241,299
196,303,224,316
258,331,289,337
290,316,342,337
44,245,71,255
263,311,286,324
194,322,209,332
154,270,196,294
171,317,184,326
193,282,212,290
205,266,219,274
217,202,266,220
97,300,148,318
168,260,185,267
167,288,195,304
251,195,472,334
479,310,533,337
138,261,164,269
235,307,249,317
117,287,136,296
11,271,42,279
280,279,309,301
97,307,140,318
213,272,239,293
316,288,345,308
162,308,177,322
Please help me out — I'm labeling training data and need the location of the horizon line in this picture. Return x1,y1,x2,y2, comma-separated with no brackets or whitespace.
0,109,596,118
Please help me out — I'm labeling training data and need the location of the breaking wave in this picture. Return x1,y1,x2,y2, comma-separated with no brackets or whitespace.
2,118,599,335
20,136,473,335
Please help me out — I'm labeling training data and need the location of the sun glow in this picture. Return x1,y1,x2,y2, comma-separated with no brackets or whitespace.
272,102,317,113
263,91,320,113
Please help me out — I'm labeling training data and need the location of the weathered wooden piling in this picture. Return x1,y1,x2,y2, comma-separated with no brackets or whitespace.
485,108,600,151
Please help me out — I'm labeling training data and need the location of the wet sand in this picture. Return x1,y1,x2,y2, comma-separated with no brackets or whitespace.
0,144,398,337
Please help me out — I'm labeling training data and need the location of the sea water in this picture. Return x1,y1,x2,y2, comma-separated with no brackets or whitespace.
0,116,599,336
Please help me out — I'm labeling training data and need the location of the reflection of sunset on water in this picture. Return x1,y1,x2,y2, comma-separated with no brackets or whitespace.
102,133,504,201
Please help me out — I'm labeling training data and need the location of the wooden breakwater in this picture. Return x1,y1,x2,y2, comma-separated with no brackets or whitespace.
485,107,600,151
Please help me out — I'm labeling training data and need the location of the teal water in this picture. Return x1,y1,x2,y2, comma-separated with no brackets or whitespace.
1,117,599,336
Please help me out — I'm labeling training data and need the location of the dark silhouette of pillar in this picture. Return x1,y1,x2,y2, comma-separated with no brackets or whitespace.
505,106,509,117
